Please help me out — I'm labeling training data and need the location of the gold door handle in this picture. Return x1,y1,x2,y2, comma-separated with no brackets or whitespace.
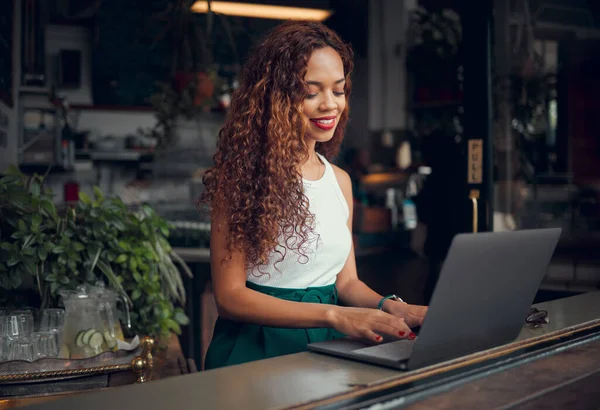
469,189,480,233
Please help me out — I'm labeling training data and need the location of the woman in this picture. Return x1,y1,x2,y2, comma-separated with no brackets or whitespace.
199,21,427,370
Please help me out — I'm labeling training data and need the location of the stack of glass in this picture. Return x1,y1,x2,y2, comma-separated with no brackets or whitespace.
0,308,65,362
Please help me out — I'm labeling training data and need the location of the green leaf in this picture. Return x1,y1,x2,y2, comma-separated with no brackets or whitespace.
131,289,142,301
118,241,130,251
31,214,42,231
18,219,27,231
21,234,34,250
44,241,54,253
23,259,37,274
142,205,155,218
86,246,100,270
112,220,126,231
10,272,23,288
0,272,11,289
38,247,48,261
58,254,67,265
174,309,190,325
29,180,41,197
50,282,60,295
96,260,131,306
93,186,104,201
40,199,58,221
7,257,20,267
79,192,92,205
170,250,193,279
166,319,181,334
68,207,76,221
132,271,142,283
52,246,65,254
115,254,128,264
74,242,85,252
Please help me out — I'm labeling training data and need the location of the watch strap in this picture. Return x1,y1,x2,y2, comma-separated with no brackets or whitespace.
377,294,404,310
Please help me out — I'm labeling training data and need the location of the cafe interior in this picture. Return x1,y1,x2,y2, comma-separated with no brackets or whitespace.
1,0,600,408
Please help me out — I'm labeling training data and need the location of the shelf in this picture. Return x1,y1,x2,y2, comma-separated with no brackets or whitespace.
17,163,72,175
19,86,51,95
70,104,154,112
88,149,155,163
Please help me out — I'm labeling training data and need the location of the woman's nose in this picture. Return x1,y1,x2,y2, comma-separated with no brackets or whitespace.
320,93,337,111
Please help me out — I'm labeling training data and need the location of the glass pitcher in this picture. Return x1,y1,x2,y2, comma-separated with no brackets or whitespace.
58,286,118,359
90,282,131,342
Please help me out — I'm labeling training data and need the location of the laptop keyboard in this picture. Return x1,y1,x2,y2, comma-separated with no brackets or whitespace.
352,339,416,362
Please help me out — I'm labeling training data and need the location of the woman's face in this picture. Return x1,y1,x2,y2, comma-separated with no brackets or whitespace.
302,46,346,144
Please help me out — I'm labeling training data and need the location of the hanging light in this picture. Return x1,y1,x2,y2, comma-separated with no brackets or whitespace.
190,1,333,21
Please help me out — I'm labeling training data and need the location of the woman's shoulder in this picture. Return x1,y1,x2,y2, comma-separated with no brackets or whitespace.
329,163,350,183
329,163,352,199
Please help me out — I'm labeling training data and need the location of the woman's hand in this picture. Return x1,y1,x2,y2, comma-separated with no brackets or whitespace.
326,306,414,343
383,300,428,328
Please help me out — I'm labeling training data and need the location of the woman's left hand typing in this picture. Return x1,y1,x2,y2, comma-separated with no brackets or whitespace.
383,301,428,328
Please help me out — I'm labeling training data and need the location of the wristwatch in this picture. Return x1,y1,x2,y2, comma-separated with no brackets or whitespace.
377,294,404,310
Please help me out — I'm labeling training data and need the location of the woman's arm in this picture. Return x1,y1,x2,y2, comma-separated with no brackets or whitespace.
332,166,427,328
210,208,412,341
332,166,391,309
210,210,332,328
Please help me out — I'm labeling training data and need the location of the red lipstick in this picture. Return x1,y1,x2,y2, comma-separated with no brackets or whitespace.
310,115,337,131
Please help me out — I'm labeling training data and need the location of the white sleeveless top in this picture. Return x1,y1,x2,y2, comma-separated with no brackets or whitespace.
247,154,352,288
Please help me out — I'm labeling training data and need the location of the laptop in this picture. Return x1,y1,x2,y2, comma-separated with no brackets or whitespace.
308,228,562,370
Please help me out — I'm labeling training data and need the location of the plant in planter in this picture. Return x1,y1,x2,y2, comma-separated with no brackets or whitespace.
0,166,192,340
406,7,462,102
138,0,242,152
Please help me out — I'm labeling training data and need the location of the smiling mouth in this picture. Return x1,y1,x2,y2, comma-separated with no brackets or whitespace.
310,116,337,130
315,118,334,124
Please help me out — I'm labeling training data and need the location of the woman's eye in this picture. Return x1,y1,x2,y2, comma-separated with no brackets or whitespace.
306,93,318,99
333,91,345,96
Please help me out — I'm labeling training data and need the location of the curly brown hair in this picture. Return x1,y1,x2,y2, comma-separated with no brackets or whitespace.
199,21,354,270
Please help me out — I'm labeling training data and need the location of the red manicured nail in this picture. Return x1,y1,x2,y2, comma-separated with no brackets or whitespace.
376,336,382,341
398,331,405,337
408,332,416,340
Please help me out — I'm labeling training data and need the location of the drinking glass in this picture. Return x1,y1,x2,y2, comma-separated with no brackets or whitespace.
0,311,7,336
11,308,38,324
7,312,35,339
39,309,65,333
8,338,37,361
0,335,11,361
0,310,10,361
34,331,59,358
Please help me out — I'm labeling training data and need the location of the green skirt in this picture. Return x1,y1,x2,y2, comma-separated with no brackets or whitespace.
204,281,345,370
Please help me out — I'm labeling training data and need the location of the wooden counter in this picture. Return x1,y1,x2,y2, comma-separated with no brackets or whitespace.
15,291,600,410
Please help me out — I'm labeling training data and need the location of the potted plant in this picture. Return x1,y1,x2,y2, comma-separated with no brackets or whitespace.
139,0,241,152
406,7,463,103
0,166,192,341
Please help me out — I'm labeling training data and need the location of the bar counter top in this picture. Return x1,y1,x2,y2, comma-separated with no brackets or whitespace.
19,291,600,410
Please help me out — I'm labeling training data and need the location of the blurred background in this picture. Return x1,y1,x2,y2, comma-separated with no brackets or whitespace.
1,0,600,368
